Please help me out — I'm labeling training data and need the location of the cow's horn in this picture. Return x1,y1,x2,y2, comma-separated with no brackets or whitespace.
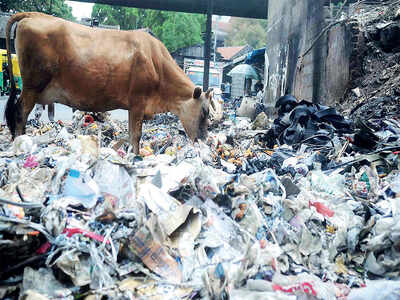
193,87,202,99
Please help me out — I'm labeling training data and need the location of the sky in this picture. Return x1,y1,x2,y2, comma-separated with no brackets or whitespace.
66,1,94,20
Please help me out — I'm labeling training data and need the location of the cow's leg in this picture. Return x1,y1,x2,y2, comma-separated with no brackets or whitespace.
48,104,55,122
128,109,144,155
16,89,37,135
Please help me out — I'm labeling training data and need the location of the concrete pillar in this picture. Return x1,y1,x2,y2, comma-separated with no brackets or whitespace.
265,0,325,104
203,0,213,91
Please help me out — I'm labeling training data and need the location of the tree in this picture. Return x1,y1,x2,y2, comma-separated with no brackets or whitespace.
224,17,267,49
143,10,206,52
91,4,145,30
0,0,75,20
91,4,206,52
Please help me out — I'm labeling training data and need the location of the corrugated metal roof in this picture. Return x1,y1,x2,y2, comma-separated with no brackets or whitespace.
217,46,247,60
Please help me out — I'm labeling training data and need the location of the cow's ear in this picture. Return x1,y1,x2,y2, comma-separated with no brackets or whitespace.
193,87,202,99
205,88,214,99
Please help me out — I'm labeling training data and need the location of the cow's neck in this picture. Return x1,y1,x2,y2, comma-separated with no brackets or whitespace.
164,59,194,96
144,81,193,118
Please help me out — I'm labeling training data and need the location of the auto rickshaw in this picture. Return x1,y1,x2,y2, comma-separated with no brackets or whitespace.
0,49,22,95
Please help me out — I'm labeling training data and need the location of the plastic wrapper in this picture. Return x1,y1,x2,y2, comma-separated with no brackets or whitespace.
22,267,72,299
92,160,139,213
62,168,99,209
200,199,248,260
348,280,400,300
308,170,346,196
138,183,181,215
118,278,193,300
157,160,198,193
32,127,58,145
13,135,35,155
54,249,91,286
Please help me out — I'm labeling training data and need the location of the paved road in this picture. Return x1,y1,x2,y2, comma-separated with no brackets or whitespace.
0,96,128,123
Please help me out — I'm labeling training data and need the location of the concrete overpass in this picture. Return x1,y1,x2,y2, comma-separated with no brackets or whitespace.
72,0,268,19
71,0,268,90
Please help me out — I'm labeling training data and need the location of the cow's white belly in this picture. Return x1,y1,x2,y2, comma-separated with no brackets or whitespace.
37,83,125,112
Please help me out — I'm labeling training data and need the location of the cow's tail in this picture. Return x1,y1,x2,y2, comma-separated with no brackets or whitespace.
4,12,38,137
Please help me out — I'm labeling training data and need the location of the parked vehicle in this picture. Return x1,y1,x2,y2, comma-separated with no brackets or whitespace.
0,49,22,95
184,58,223,97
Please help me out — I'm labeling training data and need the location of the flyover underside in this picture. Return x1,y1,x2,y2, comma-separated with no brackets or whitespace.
72,0,268,19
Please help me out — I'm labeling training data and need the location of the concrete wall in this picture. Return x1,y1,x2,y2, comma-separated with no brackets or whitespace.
322,22,352,106
266,0,325,104
265,0,356,106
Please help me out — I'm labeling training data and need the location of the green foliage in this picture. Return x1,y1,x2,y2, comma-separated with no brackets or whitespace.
1,0,75,20
91,4,206,52
144,11,206,52
91,4,145,30
225,17,267,49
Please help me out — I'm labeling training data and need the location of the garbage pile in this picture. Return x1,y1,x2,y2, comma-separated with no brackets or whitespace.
0,92,399,299
259,95,352,149
341,0,400,120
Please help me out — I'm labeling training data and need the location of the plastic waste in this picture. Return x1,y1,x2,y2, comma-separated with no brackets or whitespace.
54,249,91,286
22,267,72,299
252,112,270,129
237,97,257,120
348,280,400,300
13,135,35,155
2,67,400,300
62,169,99,209
92,160,138,213
23,155,38,169
308,170,346,196
127,225,182,283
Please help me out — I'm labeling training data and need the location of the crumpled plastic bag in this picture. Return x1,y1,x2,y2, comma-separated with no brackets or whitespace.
348,280,400,300
237,97,257,120
54,249,91,286
92,160,139,213
22,267,72,299
13,135,35,155
230,289,296,300
62,168,99,209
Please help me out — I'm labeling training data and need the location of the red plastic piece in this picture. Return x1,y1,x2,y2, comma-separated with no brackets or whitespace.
309,201,334,218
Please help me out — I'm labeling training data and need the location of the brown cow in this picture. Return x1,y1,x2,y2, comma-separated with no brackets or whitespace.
5,12,212,153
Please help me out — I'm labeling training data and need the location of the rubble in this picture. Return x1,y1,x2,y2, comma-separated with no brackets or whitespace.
1,3,400,298
341,1,400,119
0,89,398,300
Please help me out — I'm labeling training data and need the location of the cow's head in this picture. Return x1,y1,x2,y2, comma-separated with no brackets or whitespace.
178,87,213,143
